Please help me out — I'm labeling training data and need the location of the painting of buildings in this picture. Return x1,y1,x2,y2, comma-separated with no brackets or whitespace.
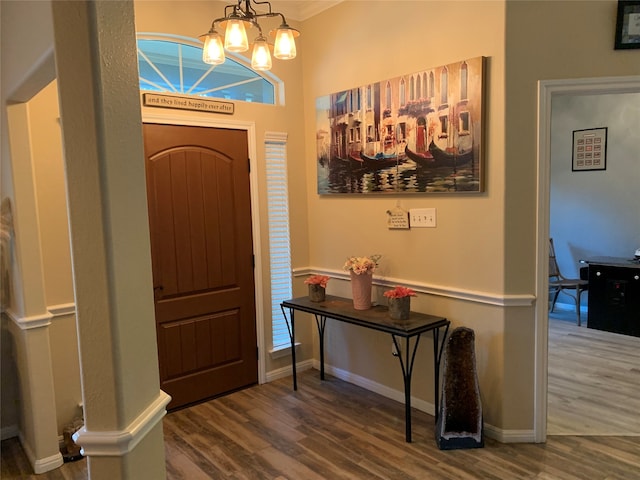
316,56,485,194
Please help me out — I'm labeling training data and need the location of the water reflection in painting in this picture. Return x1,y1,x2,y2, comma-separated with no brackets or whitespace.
317,154,481,194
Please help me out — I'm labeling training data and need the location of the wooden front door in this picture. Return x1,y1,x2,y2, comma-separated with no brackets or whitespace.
143,123,257,410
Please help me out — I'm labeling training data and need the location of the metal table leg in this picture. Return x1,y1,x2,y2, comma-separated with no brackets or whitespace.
433,324,450,423
314,314,327,380
391,334,422,443
280,305,297,391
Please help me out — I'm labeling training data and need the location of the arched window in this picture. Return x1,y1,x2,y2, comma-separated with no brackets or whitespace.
410,77,415,101
137,35,278,104
385,81,392,110
428,72,434,98
416,75,422,99
440,67,448,104
460,61,468,100
400,78,406,106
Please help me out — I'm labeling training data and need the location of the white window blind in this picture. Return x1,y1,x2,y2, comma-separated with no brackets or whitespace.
265,133,292,350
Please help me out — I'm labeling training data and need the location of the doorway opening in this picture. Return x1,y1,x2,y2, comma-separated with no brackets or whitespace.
535,75,640,441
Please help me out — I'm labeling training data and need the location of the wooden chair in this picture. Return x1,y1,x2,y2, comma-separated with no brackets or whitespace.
549,238,588,326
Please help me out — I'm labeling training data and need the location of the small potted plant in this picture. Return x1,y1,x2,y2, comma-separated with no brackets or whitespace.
383,285,416,320
304,275,330,302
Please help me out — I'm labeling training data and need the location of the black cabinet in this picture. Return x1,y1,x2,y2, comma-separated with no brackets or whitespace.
587,258,640,337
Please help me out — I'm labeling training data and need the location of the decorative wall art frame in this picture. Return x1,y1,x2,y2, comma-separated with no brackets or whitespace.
615,0,640,49
572,127,608,172
315,56,486,194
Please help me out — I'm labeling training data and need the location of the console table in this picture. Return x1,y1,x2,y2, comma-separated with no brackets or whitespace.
280,295,450,442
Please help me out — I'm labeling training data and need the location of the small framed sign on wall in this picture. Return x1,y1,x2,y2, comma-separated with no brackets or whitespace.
572,127,607,172
615,0,640,49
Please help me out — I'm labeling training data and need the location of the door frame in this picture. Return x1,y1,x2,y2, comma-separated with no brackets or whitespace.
534,75,640,442
142,111,266,386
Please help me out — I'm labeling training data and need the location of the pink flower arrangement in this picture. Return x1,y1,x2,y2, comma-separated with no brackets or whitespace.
343,254,381,275
304,275,330,288
383,286,417,299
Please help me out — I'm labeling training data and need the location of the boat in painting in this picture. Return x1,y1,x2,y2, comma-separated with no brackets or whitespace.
355,151,406,170
405,142,473,168
428,140,473,166
403,146,435,166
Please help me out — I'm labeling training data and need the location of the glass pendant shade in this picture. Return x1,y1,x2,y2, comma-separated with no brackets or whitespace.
202,31,225,65
273,26,298,60
251,36,272,71
224,19,249,52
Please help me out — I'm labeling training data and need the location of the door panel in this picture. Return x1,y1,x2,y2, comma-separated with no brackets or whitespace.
143,123,257,410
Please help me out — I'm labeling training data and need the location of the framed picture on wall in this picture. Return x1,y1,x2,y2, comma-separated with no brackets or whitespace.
572,127,607,172
314,56,486,194
615,0,640,49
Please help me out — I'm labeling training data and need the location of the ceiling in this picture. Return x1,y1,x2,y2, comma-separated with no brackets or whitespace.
257,1,343,21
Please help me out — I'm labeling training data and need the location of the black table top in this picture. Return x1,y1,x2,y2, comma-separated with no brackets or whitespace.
282,295,449,337
580,256,640,269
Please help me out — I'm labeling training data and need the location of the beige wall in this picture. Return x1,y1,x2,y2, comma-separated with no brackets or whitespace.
302,1,506,292
503,0,640,293
501,0,639,429
28,81,83,435
29,81,74,307
301,0,517,431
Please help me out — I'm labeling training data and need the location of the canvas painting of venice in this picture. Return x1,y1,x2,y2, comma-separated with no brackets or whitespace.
315,56,485,194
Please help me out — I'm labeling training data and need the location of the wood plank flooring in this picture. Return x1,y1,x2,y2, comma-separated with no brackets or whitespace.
3,369,640,479
548,312,640,436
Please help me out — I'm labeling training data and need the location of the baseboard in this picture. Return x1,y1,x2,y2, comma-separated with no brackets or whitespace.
309,361,537,444
483,424,536,443
18,431,64,474
33,452,64,475
1,424,18,441
265,359,314,383
316,361,435,416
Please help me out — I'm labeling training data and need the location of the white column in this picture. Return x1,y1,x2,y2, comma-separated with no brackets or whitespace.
5,102,63,474
51,1,168,478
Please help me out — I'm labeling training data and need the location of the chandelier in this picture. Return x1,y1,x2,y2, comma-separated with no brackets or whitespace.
200,0,300,71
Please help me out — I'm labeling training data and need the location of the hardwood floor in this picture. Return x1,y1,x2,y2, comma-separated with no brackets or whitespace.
548,311,640,436
3,369,640,479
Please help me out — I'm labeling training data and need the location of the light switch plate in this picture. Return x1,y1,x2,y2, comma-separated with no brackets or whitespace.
409,208,436,227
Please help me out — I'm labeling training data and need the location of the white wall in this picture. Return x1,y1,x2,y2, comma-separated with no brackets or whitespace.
550,92,640,284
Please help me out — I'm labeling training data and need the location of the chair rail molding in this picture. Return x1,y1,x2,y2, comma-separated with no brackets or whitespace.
293,267,535,307
5,308,52,330
73,390,171,456
48,302,76,318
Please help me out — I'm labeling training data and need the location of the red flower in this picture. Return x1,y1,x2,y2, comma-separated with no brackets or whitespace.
304,275,330,288
383,286,417,299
